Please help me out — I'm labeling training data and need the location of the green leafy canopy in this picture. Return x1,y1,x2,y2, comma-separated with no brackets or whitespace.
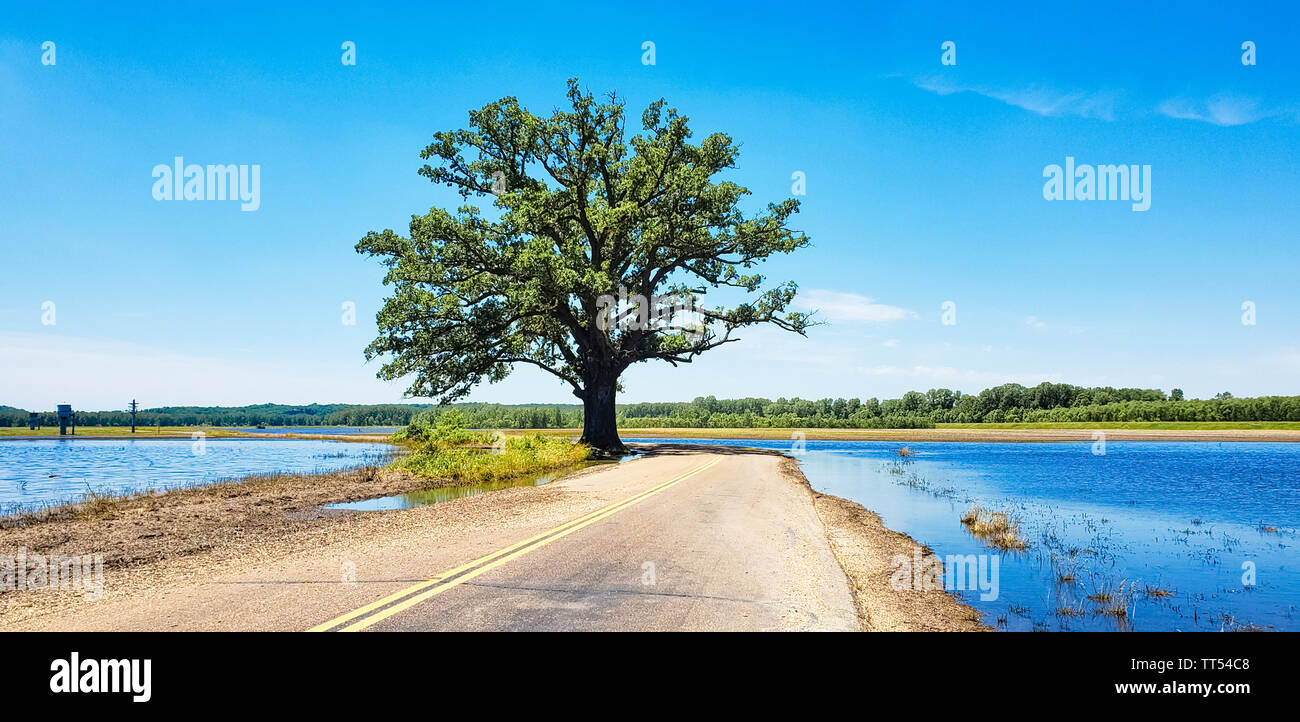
357,79,815,402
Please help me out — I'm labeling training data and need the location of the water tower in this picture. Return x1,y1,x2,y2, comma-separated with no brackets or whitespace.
57,404,75,436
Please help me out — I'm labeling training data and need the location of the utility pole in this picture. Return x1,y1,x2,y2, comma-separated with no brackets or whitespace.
129,399,139,433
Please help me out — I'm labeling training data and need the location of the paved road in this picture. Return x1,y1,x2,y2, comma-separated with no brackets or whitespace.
7,447,859,632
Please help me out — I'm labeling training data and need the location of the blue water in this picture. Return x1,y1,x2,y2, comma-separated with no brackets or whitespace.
229,427,398,435
0,439,393,513
627,437,1300,631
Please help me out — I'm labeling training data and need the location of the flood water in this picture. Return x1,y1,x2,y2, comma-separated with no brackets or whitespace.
627,437,1300,632
0,439,393,513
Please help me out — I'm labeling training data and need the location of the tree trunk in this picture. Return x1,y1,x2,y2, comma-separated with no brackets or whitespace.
579,379,626,455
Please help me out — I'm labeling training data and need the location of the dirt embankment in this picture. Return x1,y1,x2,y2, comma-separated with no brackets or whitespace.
0,465,464,622
0,467,441,563
777,457,989,631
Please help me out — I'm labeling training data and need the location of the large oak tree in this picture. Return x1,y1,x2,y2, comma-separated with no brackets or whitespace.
358,80,813,453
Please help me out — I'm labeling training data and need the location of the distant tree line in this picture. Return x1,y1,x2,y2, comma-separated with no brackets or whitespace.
3,384,1299,429
0,403,427,428
0,402,577,428
620,385,1298,426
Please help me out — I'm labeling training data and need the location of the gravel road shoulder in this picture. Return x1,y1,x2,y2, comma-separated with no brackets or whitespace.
777,457,990,631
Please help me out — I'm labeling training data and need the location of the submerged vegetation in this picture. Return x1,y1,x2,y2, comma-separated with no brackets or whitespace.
960,506,1029,551
391,411,589,485
875,451,1290,631
1087,579,1134,619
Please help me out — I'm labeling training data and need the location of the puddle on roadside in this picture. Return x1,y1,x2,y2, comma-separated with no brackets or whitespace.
325,453,641,512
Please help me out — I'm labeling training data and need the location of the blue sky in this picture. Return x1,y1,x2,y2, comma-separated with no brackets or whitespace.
2,1,1298,410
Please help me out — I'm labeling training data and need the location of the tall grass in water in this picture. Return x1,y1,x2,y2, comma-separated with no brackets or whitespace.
1088,578,1134,619
960,506,1028,551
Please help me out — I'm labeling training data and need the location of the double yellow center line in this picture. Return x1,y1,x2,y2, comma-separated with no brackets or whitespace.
308,457,722,632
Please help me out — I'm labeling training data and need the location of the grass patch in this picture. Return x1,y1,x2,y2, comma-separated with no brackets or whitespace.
393,410,589,484
395,435,589,484
959,506,1028,551
74,487,122,521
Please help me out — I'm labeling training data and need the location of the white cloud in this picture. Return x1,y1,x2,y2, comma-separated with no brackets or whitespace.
882,339,900,348
1025,315,1046,329
1156,95,1267,126
915,77,1291,127
797,290,915,323
914,77,1118,121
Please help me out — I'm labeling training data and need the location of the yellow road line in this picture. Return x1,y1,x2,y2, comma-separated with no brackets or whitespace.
308,457,722,632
